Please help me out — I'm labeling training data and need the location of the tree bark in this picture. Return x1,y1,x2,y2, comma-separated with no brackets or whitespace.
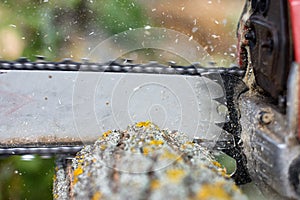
53,122,247,200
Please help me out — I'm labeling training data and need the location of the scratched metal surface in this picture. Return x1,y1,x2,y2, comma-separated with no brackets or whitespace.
0,69,225,148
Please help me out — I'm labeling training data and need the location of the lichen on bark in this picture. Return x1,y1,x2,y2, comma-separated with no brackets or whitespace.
54,122,247,200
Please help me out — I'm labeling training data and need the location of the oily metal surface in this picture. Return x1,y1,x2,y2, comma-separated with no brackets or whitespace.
240,93,300,199
53,122,247,200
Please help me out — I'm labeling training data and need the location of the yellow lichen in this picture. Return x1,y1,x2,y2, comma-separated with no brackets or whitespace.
91,191,102,200
130,147,136,153
75,155,84,159
143,147,150,155
212,161,222,168
75,155,85,163
53,174,56,182
185,141,194,145
180,142,194,150
160,150,181,161
102,130,112,138
73,177,79,184
149,140,164,146
197,183,231,200
136,121,152,128
150,179,161,190
211,161,228,177
73,166,83,184
220,169,228,177
100,144,107,150
53,193,59,199
166,168,186,183
231,184,240,192
77,159,84,164
74,167,83,176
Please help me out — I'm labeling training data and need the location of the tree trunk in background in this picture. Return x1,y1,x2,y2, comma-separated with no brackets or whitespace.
53,122,246,200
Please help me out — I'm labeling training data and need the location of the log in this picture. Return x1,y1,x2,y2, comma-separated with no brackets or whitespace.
53,122,247,200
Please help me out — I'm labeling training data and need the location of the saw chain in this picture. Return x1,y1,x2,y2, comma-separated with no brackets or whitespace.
0,58,245,76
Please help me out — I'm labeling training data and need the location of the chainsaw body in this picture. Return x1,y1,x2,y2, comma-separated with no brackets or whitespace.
237,0,300,198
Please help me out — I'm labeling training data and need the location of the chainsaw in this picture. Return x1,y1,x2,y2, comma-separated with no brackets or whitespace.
1,0,299,199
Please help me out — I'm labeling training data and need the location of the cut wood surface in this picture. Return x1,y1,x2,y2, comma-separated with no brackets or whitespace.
53,122,247,200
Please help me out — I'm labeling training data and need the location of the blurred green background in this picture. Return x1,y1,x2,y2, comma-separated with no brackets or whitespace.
0,1,244,199
0,0,243,64
0,155,54,200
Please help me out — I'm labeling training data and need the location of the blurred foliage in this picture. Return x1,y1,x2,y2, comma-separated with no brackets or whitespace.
95,0,149,34
0,156,55,200
0,0,150,60
0,0,243,64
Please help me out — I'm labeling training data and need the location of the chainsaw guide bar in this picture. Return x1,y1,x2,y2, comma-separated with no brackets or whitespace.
0,59,244,153
0,59,251,184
